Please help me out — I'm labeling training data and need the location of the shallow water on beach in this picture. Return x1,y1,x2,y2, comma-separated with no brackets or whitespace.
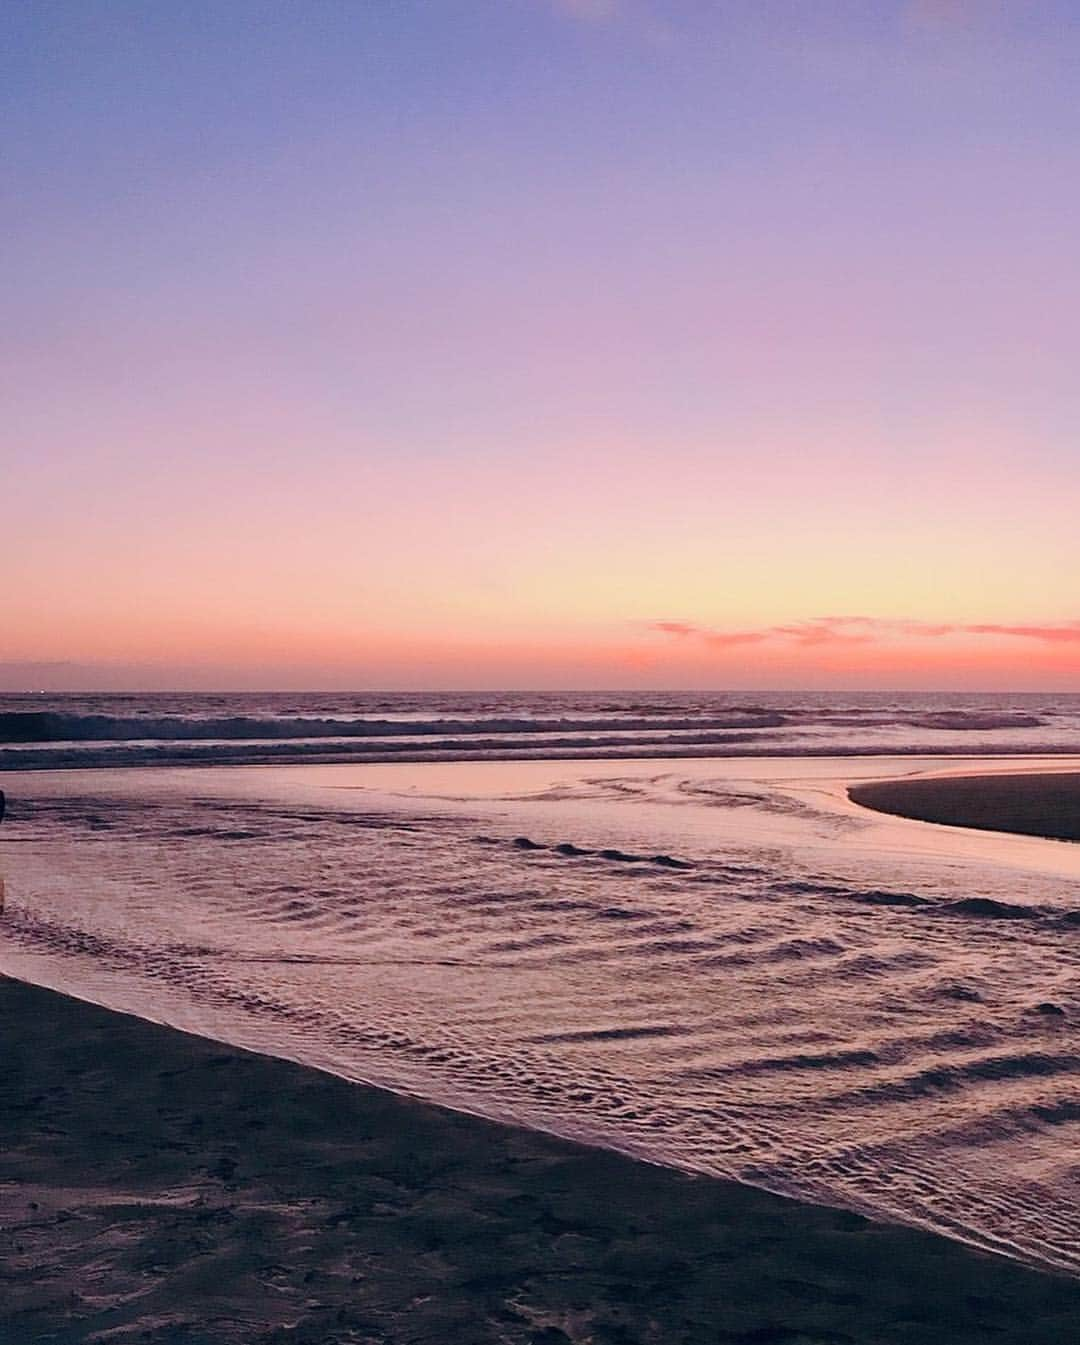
2,754,1080,1275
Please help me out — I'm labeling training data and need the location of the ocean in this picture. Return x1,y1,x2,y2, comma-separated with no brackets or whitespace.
3,688,1080,769
2,690,1080,1274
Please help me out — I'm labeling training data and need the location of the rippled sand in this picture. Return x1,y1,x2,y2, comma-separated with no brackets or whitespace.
2,755,1079,1274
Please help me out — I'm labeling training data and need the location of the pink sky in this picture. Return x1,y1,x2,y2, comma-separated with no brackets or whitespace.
5,2,1079,690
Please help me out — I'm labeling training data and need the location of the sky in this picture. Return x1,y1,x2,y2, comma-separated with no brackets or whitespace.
4,0,1080,691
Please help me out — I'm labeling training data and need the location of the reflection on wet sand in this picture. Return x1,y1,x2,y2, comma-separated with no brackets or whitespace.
1,756,1080,1274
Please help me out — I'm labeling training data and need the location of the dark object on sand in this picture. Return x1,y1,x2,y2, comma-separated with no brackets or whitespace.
0,788,5,823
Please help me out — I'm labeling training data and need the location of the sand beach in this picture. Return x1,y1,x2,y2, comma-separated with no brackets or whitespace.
4,974,1080,1343
9,0,1080,1332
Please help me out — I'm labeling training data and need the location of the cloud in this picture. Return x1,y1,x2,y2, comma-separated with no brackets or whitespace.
901,0,1025,47
548,0,623,20
650,620,697,638
650,620,768,647
770,620,874,647
701,630,771,648
647,617,876,649
647,616,1080,650
905,0,980,30
966,622,1080,643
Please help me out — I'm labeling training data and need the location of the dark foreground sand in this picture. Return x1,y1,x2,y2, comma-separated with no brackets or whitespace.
3,979,1080,1344
849,770,1080,842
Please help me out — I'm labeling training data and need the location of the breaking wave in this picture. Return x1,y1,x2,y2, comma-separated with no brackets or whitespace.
0,689,1076,769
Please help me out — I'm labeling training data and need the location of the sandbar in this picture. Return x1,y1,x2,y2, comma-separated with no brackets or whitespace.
849,770,1080,842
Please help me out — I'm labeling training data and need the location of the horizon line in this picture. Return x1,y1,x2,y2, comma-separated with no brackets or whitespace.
3,686,1078,698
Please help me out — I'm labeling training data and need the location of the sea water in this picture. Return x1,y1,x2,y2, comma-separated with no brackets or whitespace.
2,692,1080,1274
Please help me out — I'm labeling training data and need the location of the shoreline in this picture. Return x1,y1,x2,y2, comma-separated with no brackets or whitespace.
4,976,1080,1342
7,742,1080,772
849,770,1080,843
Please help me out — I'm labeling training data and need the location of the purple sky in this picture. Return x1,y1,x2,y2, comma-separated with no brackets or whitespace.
5,2,1080,689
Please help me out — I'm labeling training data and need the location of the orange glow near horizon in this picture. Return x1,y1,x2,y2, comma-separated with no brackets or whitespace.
6,620,1080,694
6,5,1080,692
6,416,1079,689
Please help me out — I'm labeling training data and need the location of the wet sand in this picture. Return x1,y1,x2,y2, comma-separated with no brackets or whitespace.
850,770,1080,842
3,977,1080,1343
